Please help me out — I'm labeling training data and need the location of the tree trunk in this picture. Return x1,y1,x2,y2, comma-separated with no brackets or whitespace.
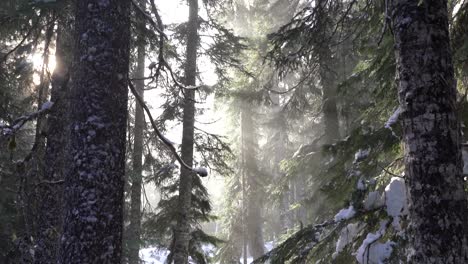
241,103,265,260
35,8,73,263
58,0,130,263
319,53,339,144
173,0,198,263
391,0,468,263
128,3,146,262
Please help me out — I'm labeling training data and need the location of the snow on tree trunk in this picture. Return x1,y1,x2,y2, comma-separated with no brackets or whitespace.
173,0,198,263
58,0,130,263
35,9,73,263
391,0,468,263
128,1,146,263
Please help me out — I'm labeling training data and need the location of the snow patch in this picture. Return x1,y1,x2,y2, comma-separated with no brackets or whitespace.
385,177,408,230
385,106,402,137
363,191,384,211
334,205,356,222
355,235,395,264
355,220,394,264
332,222,364,259
41,101,54,111
193,167,208,177
354,149,369,163
140,247,169,264
357,178,366,190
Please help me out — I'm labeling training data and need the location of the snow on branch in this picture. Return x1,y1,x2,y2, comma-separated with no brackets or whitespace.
0,101,54,137
334,205,356,222
384,106,402,137
128,79,208,177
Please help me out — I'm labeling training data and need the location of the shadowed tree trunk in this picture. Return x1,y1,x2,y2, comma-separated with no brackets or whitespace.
241,103,265,260
128,1,146,262
391,0,468,263
58,0,130,262
173,0,198,263
35,5,73,263
317,0,339,144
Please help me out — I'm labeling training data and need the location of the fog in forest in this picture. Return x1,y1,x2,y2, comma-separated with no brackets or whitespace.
1,0,468,264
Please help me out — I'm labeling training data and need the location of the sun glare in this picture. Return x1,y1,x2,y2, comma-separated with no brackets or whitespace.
30,52,57,85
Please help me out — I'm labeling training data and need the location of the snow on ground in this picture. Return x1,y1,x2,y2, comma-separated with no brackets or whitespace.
140,241,275,264
140,247,170,264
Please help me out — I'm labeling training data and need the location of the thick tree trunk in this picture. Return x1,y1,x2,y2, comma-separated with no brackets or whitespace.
58,0,130,263
391,1,468,263
128,2,146,263
241,104,265,260
173,0,198,263
35,9,73,263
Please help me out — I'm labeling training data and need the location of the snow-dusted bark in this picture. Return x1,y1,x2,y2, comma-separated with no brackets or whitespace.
173,0,198,263
35,10,73,263
391,0,468,263
58,0,130,263
128,2,146,263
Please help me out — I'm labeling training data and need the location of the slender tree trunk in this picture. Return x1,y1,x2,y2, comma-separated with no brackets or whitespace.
315,0,340,144
241,104,265,260
35,8,73,263
391,0,468,263
58,0,130,263
34,18,54,153
269,90,292,233
128,2,146,262
173,0,198,263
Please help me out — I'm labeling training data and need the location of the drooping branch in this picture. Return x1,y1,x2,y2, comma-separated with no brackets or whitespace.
1,16,42,63
0,101,54,138
128,79,208,177
130,0,167,38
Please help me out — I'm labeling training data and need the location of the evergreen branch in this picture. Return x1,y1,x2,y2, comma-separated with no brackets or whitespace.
130,0,167,39
144,0,204,92
0,102,54,137
251,220,338,264
36,180,64,186
252,206,384,263
149,0,165,84
128,78,208,177
1,15,41,63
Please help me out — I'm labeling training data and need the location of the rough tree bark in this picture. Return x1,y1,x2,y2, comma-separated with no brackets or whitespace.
173,0,198,263
391,0,468,263
128,1,146,262
241,103,265,260
58,0,130,263
35,6,73,263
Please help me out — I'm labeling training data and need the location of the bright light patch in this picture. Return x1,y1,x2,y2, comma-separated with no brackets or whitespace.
30,52,57,85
